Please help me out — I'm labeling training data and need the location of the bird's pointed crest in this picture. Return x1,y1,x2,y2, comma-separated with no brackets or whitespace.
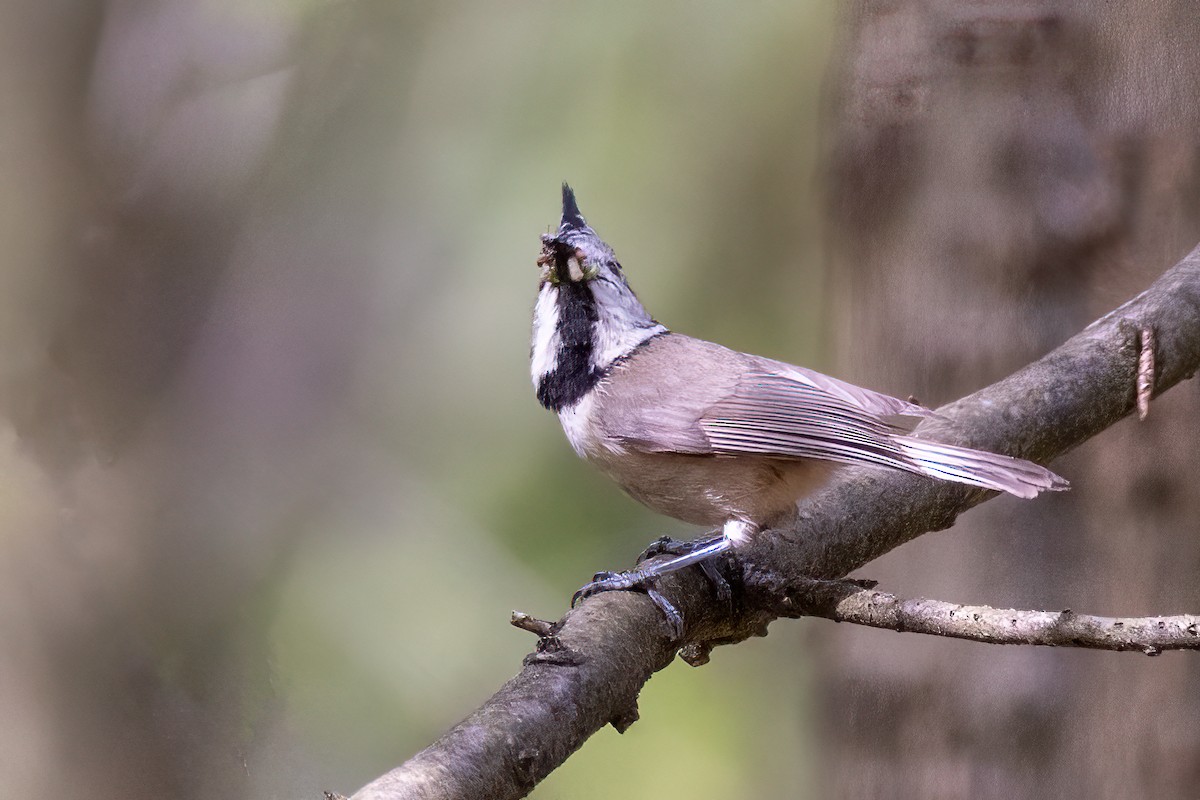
560,183,587,231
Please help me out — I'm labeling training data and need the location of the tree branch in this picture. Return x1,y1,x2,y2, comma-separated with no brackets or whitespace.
779,577,1200,655
347,244,1200,800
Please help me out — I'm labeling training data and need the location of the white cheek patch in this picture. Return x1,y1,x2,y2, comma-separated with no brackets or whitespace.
530,284,561,383
587,279,667,373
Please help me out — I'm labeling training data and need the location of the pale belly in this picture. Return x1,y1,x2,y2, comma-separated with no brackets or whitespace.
584,447,837,529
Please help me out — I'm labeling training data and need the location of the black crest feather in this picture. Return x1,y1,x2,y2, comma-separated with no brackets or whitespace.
561,183,586,230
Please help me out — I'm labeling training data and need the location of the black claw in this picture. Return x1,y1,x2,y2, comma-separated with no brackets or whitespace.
636,533,723,563
645,587,684,640
636,536,679,563
698,559,732,607
572,569,647,607
571,569,682,640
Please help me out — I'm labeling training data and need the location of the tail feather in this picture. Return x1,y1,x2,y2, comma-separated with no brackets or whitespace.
896,436,1068,499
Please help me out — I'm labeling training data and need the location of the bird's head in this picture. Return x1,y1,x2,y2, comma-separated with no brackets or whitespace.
537,184,631,288
530,184,665,411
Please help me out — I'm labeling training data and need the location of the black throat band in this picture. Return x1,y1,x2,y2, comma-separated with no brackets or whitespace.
536,280,601,412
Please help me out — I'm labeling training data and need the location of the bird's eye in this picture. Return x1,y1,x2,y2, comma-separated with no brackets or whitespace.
569,248,601,281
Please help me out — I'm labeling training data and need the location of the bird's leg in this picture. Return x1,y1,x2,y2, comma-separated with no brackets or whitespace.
634,532,732,604
572,567,687,640
636,530,721,560
635,531,728,568
572,523,748,639
573,537,731,608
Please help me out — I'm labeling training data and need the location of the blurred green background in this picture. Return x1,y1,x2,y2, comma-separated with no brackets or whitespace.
4,2,1200,799
0,2,836,798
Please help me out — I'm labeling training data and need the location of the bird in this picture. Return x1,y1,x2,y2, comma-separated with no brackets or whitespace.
531,184,1067,622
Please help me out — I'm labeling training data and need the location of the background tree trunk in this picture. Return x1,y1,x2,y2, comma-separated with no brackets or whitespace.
0,4,419,797
821,2,1200,796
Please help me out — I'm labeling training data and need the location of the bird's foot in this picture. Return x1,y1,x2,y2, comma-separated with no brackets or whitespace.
636,534,732,605
571,534,734,641
573,568,685,640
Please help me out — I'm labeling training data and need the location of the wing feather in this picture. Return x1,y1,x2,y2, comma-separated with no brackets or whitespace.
699,372,920,470
781,364,931,420
596,335,927,472
592,335,1066,498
